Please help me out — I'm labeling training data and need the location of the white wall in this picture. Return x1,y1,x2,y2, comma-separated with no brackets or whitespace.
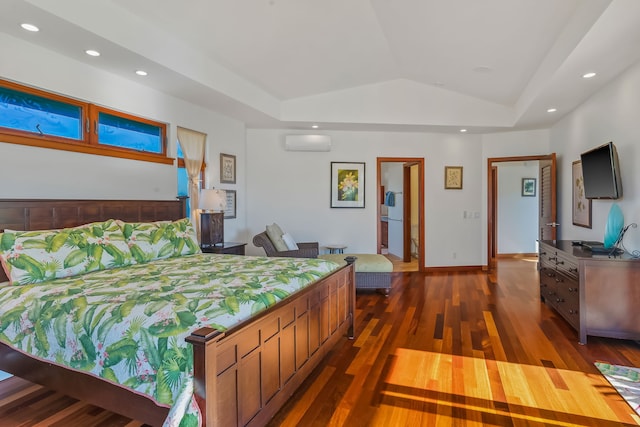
497,161,539,254
550,60,640,252
246,129,545,267
0,33,248,242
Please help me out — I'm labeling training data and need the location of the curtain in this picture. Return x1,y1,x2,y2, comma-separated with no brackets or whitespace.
177,126,206,233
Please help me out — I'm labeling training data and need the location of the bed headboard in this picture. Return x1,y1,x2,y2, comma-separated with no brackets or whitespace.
0,197,188,282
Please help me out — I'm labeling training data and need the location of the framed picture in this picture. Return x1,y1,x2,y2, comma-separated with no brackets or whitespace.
331,162,365,208
572,160,592,228
223,190,236,219
444,166,463,189
522,178,536,197
220,153,236,184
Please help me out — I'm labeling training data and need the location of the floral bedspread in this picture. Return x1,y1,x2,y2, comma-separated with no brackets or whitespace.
0,253,340,426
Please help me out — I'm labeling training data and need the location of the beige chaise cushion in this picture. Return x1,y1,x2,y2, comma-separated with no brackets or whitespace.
265,223,288,252
319,253,393,273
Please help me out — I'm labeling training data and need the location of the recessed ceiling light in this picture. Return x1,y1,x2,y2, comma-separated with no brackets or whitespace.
460,129,467,133
85,49,100,57
21,23,39,32
582,72,596,79
311,124,318,129
135,70,148,76
547,108,557,113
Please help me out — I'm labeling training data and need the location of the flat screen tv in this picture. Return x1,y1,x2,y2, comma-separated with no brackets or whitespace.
580,141,623,199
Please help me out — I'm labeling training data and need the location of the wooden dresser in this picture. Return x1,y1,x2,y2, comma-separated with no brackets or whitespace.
539,240,640,344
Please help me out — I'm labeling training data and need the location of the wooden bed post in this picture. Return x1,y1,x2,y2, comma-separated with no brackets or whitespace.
185,327,225,426
176,195,189,218
345,257,357,339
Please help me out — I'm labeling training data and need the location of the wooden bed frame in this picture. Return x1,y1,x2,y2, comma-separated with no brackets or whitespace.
0,198,356,426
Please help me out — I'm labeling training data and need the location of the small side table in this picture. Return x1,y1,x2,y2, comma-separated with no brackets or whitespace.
201,242,247,255
326,244,347,254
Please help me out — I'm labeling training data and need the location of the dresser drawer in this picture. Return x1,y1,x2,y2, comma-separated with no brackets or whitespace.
547,271,579,329
540,267,560,305
553,290,579,329
554,302,580,330
538,243,556,269
554,251,579,281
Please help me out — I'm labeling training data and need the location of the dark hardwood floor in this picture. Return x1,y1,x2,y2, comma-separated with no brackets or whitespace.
384,253,419,272
1,258,639,426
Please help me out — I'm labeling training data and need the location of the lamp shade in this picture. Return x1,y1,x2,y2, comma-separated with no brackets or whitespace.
199,189,227,212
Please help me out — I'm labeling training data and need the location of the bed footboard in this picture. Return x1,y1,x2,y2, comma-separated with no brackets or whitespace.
187,261,356,426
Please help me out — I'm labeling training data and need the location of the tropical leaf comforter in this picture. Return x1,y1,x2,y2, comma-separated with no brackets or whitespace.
0,253,341,426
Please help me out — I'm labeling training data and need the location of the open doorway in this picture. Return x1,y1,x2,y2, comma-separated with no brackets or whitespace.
377,157,424,272
487,154,557,269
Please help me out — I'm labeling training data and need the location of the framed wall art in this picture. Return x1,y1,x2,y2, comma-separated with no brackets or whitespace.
330,162,365,208
572,160,592,228
223,189,236,219
521,178,536,197
220,153,236,184
444,166,463,189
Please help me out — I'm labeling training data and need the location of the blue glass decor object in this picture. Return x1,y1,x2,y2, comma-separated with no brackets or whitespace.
604,203,624,248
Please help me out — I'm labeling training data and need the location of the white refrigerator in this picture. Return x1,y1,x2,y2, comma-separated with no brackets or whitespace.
387,191,404,258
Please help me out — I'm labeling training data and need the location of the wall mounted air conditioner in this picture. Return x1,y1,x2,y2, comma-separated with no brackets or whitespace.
284,134,331,152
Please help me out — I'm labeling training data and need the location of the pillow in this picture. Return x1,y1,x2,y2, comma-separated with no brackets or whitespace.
265,223,288,252
282,232,299,251
0,219,132,285
119,217,201,263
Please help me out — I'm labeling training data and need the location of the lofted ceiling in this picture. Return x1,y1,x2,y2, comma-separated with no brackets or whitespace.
2,0,640,133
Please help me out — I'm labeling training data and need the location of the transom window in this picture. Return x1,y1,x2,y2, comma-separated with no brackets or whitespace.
92,107,164,154
0,79,170,164
0,85,83,140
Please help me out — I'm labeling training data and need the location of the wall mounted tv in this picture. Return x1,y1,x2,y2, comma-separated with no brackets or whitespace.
580,141,623,199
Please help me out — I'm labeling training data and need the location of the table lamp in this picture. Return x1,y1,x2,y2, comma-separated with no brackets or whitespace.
199,188,227,248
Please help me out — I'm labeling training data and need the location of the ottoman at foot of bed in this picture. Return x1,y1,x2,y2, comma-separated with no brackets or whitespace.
318,253,392,294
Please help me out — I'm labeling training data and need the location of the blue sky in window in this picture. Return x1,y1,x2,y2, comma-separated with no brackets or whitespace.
98,113,162,153
0,87,81,139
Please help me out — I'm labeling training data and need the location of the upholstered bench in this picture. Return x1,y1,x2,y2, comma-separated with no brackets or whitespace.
319,253,393,294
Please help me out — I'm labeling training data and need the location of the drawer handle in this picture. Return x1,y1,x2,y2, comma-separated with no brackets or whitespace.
568,287,576,292
547,291,555,296
540,251,547,256
556,298,564,303
556,260,564,265
555,277,564,283
548,257,557,261
569,309,578,315
569,267,578,273
546,272,556,278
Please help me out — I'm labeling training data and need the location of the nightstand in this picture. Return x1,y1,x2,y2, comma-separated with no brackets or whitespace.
201,242,247,255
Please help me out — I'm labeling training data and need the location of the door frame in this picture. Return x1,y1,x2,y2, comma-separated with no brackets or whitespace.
377,157,425,272
487,154,556,269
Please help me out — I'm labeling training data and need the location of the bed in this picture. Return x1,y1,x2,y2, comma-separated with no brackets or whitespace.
0,198,356,426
